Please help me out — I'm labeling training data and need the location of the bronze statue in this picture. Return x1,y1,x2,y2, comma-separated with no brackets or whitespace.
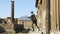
29,11,40,31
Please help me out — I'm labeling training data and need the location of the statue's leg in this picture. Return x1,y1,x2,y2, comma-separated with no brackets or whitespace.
32,22,34,31
35,22,40,31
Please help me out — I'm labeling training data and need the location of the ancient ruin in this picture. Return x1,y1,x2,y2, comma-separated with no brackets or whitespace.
36,0,60,34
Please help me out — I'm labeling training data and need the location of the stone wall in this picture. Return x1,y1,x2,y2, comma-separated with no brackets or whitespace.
17,20,32,29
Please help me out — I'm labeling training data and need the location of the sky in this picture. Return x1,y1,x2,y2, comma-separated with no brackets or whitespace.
0,0,37,18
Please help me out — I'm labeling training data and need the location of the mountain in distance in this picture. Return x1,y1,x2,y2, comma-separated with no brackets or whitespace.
18,16,31,21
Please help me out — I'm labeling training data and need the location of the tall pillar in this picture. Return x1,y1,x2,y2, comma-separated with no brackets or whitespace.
11,0,14,23
50,0,60,31
50,0,57,31
57,0,60,31
41,0,50,34
9,0,15,32
46,0,50,34
36,0,50,34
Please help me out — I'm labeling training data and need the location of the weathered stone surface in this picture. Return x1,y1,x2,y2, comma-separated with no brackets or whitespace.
28,31,42,34
36,0,50,34
36,0,60,34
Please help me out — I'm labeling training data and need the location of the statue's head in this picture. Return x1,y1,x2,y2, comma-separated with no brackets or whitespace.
31,11,33,14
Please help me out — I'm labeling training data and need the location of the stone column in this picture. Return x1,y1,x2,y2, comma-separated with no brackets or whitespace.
51,0,57,31
57,0,60,31
10,0,15,32
50,0,60,31
45,0,50,34
11,0,14,23
42,0,50,34
36,0,50,34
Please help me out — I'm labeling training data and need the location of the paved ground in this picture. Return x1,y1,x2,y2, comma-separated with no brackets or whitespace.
28,29,42,34
28,31,42,34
